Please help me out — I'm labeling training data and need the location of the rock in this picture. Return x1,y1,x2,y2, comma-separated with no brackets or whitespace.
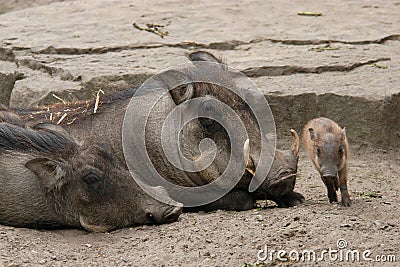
255,215,263,221
0,61,23,106
0,0,398,148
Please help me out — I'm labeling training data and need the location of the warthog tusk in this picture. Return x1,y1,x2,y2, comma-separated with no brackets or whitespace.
243,139,256,176
243,139,250,163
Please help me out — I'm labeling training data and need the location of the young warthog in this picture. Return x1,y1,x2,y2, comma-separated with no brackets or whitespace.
302,117,351,206
0,123,182,232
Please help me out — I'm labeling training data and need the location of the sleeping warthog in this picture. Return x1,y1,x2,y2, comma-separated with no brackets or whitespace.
0,123,182,232
15,51,304,210
303,117,351,206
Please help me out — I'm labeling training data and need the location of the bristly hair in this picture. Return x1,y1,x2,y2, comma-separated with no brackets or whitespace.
0,123,78,156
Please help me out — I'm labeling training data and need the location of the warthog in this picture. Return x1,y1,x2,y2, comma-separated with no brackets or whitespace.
15,51,304,210
0,123,182,232
303,117,351,206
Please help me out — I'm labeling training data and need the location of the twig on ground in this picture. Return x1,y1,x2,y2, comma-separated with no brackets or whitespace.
133,22,169,38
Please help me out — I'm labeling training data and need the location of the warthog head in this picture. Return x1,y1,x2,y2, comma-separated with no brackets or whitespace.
0,123,182,232
128,51,303,208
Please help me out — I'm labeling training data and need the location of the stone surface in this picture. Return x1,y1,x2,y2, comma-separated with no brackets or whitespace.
0,0,399,148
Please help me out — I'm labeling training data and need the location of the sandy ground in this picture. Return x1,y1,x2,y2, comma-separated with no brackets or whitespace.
0,148,398,266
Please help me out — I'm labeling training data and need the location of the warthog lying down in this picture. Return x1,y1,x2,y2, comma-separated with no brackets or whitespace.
15,51,304,210
0,123,182,232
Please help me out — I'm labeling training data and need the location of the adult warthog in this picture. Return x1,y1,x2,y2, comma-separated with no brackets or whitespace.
16,51,304,210
0,122,182,232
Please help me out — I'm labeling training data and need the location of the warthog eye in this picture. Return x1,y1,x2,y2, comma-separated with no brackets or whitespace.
316,146,321,155
146,212,154,222
199,98,218,128
338,146,344,156
199,117,216,128
83,173,100,184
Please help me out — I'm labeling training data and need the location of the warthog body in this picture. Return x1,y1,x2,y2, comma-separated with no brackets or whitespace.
0,123,182,232
303,117,351,206
16,51,304,210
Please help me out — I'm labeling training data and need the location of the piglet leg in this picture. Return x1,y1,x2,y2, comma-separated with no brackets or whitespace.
322,176,338,203
338,164,351,206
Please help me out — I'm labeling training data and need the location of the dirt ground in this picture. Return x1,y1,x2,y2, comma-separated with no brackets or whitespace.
0,148,398,266
0,1,399,267
0,0,67,14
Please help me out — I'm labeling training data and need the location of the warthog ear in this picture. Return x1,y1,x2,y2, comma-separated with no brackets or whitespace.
187,51,222,63
342,127,347,140
158,69,194,104
25,158,66,191
308,128,318,141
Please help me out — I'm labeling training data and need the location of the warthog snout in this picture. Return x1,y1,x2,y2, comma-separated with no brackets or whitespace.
145,203,183,225
163,204,184,222
320,165,339,179
268,172,296,198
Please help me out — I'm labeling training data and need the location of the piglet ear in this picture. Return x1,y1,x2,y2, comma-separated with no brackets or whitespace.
25,158,66,191
342,127,347,140
308,128,318,141
290,129,300,159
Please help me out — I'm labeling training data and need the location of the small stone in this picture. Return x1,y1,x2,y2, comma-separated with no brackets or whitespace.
255,215,263,221
284,231,296,238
